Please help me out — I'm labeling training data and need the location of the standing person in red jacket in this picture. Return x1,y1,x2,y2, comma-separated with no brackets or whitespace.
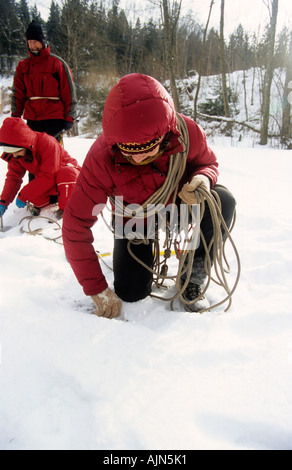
11,21,77,142
62,73,236,319
0,118,81,218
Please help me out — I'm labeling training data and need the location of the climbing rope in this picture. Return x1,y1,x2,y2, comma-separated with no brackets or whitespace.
108,114,241,313
124,186,241,313
12,113,240,313
18,203,63,244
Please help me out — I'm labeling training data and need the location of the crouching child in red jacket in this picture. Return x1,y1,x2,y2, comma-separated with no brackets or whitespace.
0,118,81,218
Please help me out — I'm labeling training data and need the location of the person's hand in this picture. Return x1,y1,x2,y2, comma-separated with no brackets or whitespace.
0,204,7,216
16,197,26,209
91,288,122,319
178,174,211,205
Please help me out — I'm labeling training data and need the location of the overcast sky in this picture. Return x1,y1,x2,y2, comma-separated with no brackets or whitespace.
32,0,292,36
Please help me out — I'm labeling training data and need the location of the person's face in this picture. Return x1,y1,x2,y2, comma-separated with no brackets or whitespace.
28,40,43,53
120,146,160,164
12,149,26,159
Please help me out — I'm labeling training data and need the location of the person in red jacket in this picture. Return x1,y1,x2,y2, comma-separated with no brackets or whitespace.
11,21,77,142
62,73,236,319
0,118,81,217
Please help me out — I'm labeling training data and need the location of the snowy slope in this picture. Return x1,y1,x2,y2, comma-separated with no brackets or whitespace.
1,67,287,147
0,135,292,450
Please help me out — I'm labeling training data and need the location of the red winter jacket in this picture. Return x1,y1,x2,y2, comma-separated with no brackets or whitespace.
62,73,219,296
12,46,77,123
0,118,80,207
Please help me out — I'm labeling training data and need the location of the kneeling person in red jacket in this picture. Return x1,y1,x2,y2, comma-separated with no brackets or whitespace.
0,118,81,217
62,74,236,319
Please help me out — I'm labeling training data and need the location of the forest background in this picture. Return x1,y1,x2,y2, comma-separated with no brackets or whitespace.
0,0,291,148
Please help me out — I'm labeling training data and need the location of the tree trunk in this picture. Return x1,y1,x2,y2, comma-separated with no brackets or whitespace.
243,69,248,120
281,32,292,146
220,0,230,119
162,0,181,112
194,0,214,121
260,0,279,145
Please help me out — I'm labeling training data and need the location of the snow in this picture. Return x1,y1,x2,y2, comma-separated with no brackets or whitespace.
1,71,292,450
1,136,292,451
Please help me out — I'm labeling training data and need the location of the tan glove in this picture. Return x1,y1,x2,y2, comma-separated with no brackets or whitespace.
178,174,211,205
91,288,122,319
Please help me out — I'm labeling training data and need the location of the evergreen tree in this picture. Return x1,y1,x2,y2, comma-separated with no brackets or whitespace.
60,0,91,80
17,0,30,28
30,3,44,26
107,0,123,72
47,1,63,52
228,24,251,71
0,0,23,70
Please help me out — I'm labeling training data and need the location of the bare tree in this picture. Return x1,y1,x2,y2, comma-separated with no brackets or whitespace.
148,0,181,111
260,0,279,145
194,0,215,120
161,0,181,111
220,0,230,119
61,0,80,78
281,32,292,147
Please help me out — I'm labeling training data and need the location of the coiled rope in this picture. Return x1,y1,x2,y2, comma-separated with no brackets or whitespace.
109,114,241,313
11,114,240,313
18,204,63,244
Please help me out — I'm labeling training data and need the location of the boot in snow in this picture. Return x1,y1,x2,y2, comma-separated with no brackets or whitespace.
181,255,210,313
32,207,41,217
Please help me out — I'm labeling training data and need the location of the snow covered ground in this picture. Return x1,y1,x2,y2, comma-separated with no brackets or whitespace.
0,134,292,450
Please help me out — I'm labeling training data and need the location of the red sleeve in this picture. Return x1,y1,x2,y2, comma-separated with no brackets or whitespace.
11,62,26,118
0,156,26,206
56,58,77,123
62,142,114,296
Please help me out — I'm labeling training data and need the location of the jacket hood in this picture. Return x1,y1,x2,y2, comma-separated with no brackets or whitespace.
0,118,36,150
102,74,180,150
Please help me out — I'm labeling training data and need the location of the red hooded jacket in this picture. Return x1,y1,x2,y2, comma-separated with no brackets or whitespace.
0,118,80,207
62,73,219,296
11,46,77,124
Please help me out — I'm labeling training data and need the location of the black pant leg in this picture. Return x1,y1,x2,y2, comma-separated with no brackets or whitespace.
113,238,154,302
27,119,65,141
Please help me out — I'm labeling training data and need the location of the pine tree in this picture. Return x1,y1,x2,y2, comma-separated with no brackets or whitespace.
47,1,63,53
0,0,23,70
30,4,44,26
17,0,30,28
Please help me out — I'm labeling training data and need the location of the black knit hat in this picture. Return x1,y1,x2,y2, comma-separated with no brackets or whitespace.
26,20,45,44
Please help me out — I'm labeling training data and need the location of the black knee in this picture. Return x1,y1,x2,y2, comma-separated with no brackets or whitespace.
213,185,236,229
113,239,154,302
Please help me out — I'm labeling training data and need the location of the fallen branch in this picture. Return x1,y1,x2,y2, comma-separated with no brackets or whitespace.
196,111,280,138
